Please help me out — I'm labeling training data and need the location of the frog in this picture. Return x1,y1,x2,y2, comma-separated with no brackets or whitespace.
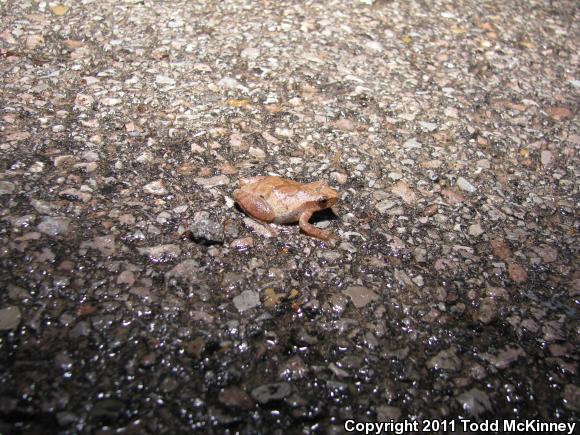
233,176,339,241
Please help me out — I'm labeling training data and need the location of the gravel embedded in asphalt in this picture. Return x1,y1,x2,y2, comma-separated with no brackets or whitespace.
0,0,578,433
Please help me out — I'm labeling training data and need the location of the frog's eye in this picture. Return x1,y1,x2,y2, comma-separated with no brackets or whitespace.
317,196,328,206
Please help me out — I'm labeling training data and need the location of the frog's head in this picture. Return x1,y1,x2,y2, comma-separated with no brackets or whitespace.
310,182,339,211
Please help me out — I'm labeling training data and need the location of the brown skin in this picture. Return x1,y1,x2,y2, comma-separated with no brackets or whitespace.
234,176,339,241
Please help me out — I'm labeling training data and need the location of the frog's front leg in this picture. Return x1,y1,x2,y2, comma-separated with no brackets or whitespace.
234,189,275,223
298,210,337,242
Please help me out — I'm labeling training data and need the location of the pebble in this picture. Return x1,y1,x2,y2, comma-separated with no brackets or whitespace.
81,151,100,162
155,75,176,85
37,217,71,236
542,321,564,342
327,293,348,315
156,211,171,224
261,131,280,145
342,286,379,308
218,387,254,410
437,188,461,206
475,298,497,324
81,235,116,256
249,146,266,159
137,244,181,262
230,237,254,250
193,175,229,188
243,217,276,238
334,118,355,131
218,76,246,91
240,47,260,59
365,40,383,52
423,204,438,216
546,106,572,120
143,180,168,196
403,138,422,149
390,180,417,204
173,205,188,214
521,318,539,333
26,34,44,49
229,134,247,150
69,321,91,338
490,238,512,260
74,94,94,108
376,405,401,420
421,159,442,169
562,385,579,412
444,107,459,118
60,188,92,202
375,198,396,213
251,382,291,404
262,288,283,308
469,363,487,381
117,270,135,286
456,388,492,416
89,399,126,424
160,377,179,393
0,181,15,195
457,177,476,193
419,121,438,132
136,152,154,163
413,247,427,263
326,380,348,394
56,412,78,427
55,351,74,371
485,286,509,300
30,199,54,214
507,261,528,282
0,306,21,330
328,362,349,378
482,346,525,369
476,159,491,169
330,172,348,184
54,155,76,167
118,214,135,225
540,150,553,166
100,97,121,106
75,162,98,172
274,127,294,138
233,290,260,312
29,161,45,173
468,223,484,236
7,285,30,300
278,356,309,380
187,212,224,245
533,244,558,263
426,348,461,371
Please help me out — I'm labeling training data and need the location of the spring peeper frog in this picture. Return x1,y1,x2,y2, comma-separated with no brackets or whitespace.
234,176,339,241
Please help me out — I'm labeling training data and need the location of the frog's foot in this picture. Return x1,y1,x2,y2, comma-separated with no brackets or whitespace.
298,210,338,242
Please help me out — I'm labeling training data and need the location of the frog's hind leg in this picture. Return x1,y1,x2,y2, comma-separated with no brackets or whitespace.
298,210,336,241
234,189,276,223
